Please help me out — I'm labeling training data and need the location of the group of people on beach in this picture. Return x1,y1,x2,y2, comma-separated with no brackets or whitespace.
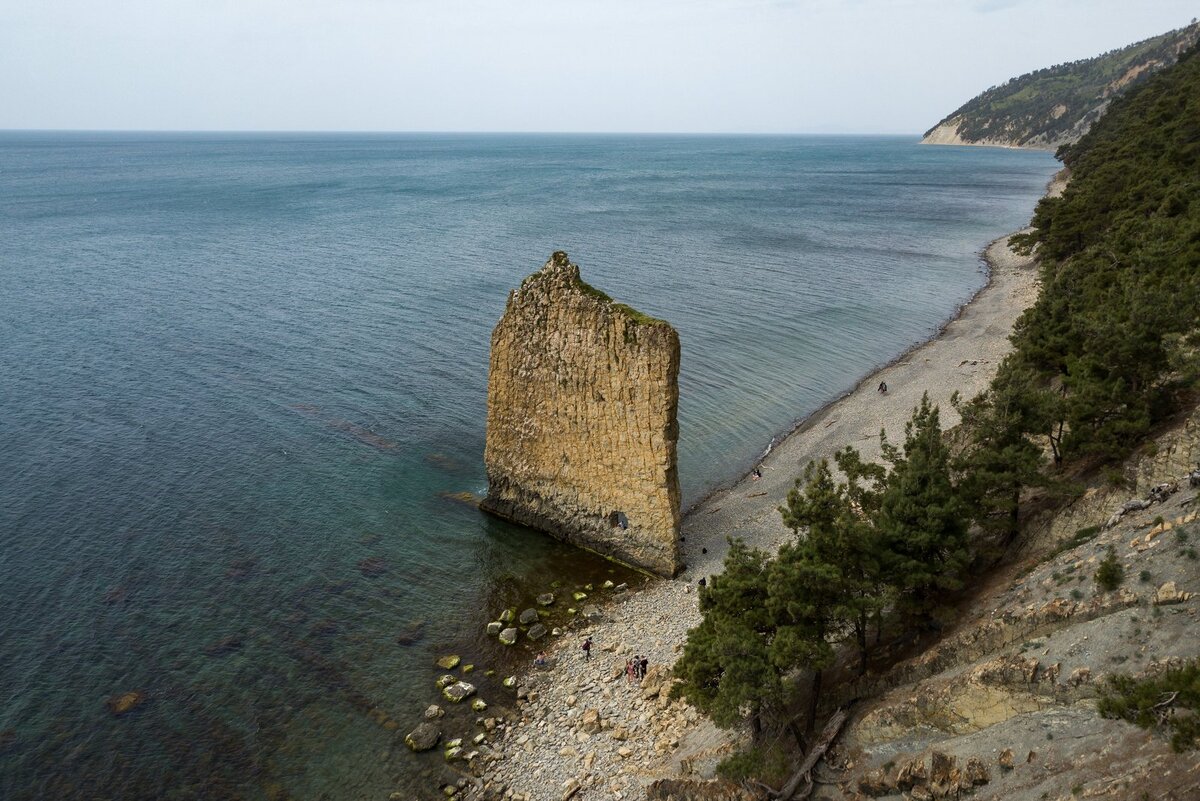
624,654,649,684
575,637,651,683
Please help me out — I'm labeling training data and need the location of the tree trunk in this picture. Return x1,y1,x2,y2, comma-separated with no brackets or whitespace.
807,670,822,734
856,615,869,675
788,720,807,751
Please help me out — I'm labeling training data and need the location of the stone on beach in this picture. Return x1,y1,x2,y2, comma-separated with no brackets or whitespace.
537,593,555,606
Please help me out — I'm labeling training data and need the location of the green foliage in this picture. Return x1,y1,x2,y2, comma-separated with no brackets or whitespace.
1004,43,1200,464
1098,659,1200,751
673,540,779,735
778,456,888,675
925,22,1199,146
877,394,969,621
716,742,792,785
952,365,1048,543
1048,525,1102,560
1095,546,1125,591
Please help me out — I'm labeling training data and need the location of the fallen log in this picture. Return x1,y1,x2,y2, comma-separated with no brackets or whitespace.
754,708,848,801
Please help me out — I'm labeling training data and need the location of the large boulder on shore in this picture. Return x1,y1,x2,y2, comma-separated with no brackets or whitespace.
405,722,441,752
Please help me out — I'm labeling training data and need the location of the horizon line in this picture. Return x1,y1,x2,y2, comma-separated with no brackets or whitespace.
0,127,926,138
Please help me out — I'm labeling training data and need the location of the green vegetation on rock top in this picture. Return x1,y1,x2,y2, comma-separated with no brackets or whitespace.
925,21,1199,147
531,251,671,328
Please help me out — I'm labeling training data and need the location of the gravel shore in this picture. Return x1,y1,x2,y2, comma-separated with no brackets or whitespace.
475,230,1043,801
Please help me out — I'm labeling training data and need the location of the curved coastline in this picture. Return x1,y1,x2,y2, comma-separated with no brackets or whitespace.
478,206,1054,799
682,235,1005,519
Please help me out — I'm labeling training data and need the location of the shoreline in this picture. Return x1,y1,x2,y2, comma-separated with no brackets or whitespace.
477,214,1051,799
682,234,1008,520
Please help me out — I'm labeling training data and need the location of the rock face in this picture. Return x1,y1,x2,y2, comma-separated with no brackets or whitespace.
481,252,682,576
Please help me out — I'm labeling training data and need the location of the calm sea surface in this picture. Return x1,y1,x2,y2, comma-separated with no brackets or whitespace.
0,133,1056,799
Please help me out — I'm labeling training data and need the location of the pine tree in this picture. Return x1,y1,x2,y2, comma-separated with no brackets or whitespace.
953,362,1048,547
779,456,887,675
766,540,841,733
877,394,969,623
673,540,779,739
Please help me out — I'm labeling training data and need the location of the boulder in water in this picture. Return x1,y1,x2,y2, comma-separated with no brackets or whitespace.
106,691,144,716
436,655,461,670
536,593,555,606
498,627,518,646
442,681,476,703
405,722,441,752
518,608,539,625
527,623,548,641
396,620,426,646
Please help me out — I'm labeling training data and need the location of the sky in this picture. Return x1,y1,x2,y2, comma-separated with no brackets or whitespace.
1,0,1196,133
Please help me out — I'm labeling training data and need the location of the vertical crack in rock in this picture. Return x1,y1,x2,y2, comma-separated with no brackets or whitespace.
480,252,682,576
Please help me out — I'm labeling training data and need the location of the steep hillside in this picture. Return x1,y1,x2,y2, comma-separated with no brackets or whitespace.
824,40,1200,801
922,21,1199,150
820,412,1200,801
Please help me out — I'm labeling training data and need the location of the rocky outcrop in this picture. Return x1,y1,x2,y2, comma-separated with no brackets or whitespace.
481,252,682,576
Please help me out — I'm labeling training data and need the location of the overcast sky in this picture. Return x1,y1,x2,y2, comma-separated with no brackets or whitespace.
1,0,1195,133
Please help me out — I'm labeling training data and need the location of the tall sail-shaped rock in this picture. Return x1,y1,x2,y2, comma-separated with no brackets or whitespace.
481,252,681,576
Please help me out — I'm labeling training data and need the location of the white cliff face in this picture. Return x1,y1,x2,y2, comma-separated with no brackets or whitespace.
481,252,681,577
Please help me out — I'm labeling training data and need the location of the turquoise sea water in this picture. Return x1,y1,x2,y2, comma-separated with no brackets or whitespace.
0,133,1056,799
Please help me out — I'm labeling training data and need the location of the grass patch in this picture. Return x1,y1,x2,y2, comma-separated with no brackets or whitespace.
1050,526,1102,560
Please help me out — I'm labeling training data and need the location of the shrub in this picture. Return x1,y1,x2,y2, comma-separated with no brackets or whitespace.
1097,659,1200,752
1096,546,1125,591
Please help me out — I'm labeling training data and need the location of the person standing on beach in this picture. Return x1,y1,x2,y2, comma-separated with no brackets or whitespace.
582,637,592,662
640,655,649,679
625,658,634,684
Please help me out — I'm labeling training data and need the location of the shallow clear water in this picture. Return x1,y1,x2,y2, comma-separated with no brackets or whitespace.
0,132,1056,799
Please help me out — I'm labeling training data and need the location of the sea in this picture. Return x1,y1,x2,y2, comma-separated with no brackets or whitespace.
0,132,1057,799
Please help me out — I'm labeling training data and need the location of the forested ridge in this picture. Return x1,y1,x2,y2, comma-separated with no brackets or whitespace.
674,40,1200,787
923,21,1199,148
